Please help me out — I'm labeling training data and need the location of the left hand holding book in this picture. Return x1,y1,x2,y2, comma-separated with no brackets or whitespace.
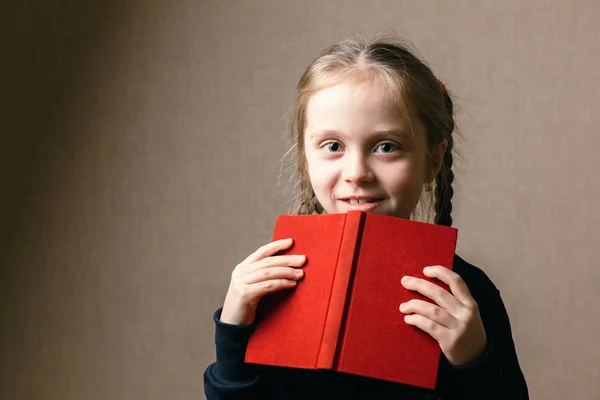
400,265,488,366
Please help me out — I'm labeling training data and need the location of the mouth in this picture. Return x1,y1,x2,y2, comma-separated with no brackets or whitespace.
342,198,385,204
338,197,387,211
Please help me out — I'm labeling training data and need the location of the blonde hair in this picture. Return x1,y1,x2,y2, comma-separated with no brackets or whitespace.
282,33,456,226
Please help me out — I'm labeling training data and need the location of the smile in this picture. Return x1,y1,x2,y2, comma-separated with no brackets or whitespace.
345,198,383,204
339,197,386,211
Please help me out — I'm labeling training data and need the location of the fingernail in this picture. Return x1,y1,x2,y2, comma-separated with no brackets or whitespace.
295,269,304,276
401,276,410,283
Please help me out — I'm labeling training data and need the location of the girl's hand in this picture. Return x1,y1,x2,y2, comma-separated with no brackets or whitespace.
220,238,306,326
399,266,488,366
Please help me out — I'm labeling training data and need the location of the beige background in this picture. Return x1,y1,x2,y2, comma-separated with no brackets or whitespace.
2,1,599,399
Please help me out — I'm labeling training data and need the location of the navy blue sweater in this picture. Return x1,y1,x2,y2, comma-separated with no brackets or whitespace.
204,255,529,399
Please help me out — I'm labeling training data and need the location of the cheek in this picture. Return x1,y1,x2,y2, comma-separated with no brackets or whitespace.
379,162,426,206
383,161,422,188
307,157,337,189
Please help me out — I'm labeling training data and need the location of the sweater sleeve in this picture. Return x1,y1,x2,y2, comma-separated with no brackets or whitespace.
443,283,529,399
203,308,270,400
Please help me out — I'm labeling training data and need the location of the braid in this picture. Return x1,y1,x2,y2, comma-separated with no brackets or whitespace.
296,178,324,215
297,193,323,215
434,91,455,226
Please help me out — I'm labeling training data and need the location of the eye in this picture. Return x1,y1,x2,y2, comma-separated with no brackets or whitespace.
375,142,399,154
325,141,343,153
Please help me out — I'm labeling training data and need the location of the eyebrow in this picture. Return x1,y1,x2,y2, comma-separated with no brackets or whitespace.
309,129,341,140
309,128,411,140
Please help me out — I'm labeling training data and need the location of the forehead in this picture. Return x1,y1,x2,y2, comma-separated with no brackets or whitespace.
305,80,417,137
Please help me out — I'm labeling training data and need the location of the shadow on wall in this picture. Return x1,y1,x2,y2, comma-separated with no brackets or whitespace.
0,0,121,395
0,0,123,266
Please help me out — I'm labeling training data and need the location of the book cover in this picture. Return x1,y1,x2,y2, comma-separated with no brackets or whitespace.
244,211,458,389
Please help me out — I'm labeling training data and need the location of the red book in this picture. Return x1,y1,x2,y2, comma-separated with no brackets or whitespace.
244,211,458,389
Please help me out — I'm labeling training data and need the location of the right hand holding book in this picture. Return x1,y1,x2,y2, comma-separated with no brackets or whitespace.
220,238,306,326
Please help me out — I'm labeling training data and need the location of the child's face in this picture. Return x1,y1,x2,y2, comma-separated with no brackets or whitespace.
304,80,443,219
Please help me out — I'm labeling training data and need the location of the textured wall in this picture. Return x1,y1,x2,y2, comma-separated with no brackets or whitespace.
1,1,599,399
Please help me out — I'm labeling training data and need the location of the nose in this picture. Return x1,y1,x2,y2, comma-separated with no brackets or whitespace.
342,152,374,184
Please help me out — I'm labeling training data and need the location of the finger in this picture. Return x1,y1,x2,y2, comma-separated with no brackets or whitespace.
244,278,298,301
399,299,456,329
423,266,475,306
401,275,462,315
244,266,304,285
404,313,449,343
242,238,294,265
249,254,307,272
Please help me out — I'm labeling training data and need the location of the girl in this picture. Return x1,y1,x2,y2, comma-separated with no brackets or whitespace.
204,34,529,399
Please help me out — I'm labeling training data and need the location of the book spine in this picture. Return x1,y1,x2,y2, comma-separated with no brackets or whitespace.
316,211,365,369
